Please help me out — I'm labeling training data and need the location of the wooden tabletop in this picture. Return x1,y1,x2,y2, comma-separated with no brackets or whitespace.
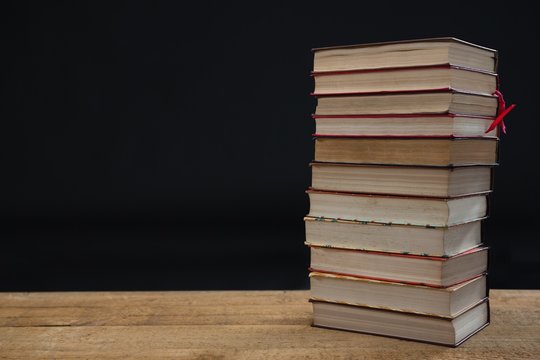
0,290,538,359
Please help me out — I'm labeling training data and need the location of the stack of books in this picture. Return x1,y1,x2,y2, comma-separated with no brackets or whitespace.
306,38,509,346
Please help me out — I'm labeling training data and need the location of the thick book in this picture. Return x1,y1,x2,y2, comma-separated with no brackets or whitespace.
314,137,498,166
310,272,487,318
310,163,493,197
307,190,488,227
313,114,498,138
311,299,489,347
312,65,497,95
314,90,498,117
304,217,482,257
309,246,488,287
313,37,497,73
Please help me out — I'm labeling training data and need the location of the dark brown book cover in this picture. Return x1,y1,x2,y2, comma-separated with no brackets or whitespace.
312,37,496,53
312,88,497,98
306,187,491,200
311,64,497,76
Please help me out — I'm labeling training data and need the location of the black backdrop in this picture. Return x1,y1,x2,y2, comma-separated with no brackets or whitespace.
3,1,539,290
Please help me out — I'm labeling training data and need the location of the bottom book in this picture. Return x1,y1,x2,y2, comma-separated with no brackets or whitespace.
311,298,489,347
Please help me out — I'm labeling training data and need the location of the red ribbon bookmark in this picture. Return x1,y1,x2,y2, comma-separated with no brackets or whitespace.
486,89,516,134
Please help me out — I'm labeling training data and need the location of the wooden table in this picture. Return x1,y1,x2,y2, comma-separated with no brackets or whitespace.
0,290,538,359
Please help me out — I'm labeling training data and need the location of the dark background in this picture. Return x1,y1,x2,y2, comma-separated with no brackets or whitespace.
2,1,538,291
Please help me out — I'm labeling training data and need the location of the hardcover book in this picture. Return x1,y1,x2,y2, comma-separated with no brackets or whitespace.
312,114,498,138
314,90,498,117
310,163,493,197
314,137,498,166
312,65,497,95
311,299,489,347
307,190,488,227
309,246,488,287
304,217,482,257
313,37,497,73
310,272,487,318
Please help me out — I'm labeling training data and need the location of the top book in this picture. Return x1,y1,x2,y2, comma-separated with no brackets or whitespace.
313,38,497,73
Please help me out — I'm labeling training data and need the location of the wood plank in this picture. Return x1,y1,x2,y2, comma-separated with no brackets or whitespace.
0,290,538,359
0,291,311,327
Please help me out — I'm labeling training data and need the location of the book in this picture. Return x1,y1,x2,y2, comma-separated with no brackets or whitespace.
315,90,498,117
311,299,489,347
310,272,487,318
310,163,493,197
304,217,482,257
312,65,497,95
313,114,498,138
309,246,488,287
313,38,497,73
307,190,488,227
314,137,498,166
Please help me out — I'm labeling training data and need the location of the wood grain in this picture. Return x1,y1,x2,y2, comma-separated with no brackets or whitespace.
0,290,538,359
